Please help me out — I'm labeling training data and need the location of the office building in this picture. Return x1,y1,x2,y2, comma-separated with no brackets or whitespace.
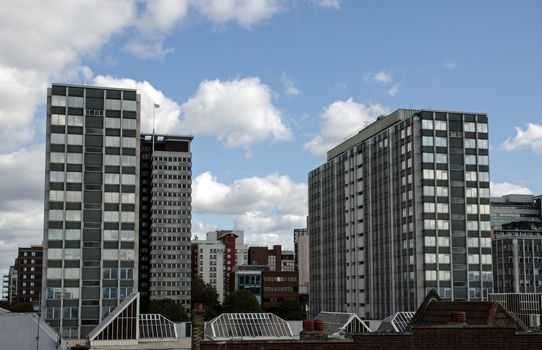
191,230,247,302
231,265,268,304
309,109,492,319
490,194,542,230
248,245,295,272
42,83,140,339
261,270,299,311
139,134,193,309
16,245,43,306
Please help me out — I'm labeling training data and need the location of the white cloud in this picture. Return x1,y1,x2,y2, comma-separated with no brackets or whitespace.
193,172,307,233
501,123,542,154
0,1,136,152
442,62,457,70
387,83,400,96
373,70,392,84
192,220,220,240
304,99,389,157
93,75,182,134
180,77,292,149
192,0,281,28
490,181,533,197
316,0,341,9
280,73,301,96
0,144,46,276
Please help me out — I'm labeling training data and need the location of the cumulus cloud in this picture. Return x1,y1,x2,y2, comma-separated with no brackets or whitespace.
490,181,533,197
280,73,301,96
373,70,392,84
93,75,182,134
304,99,389,157
501,123,542,154
193,172,307,233
0,144,46,276
316,0,341,9
192,0,281,28
387,84,400,97
192,220,220,240
442,62,457,70
180,77,292,150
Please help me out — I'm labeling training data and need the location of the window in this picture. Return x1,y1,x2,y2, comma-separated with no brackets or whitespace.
47,268,62,279
122,118,136,129
479,188,490,197
104,211,119,222
478,139,488,149
435,153,447,163
64,249,80,260
63,307,78,319
105,99,121,110
438,237,449,247
65,210,81,221
120,287,134,299
122,137,136,148
121,212,135,222
436,186,448,196
437,203,448,213
435,170,448,180
422,136,433,146
64,268,80,279
51,114,65,125
67,115,83,126
466,188,478,197
464,139,476,148
105,136,120,147
65,229,80,240
48,229,63,240
481,254,492,264
439,270,451,281
47,287,63,300
424,203,435,213
424,236,436,246
50,133,65,144
422,120,433,129
65,191,81,202
481,237,491,248
50,153,65,164
467,221,479,231
465,171,477,181
435,137,447,147
46,307,60,319
67,96,84,108
51,95,66,107
423,169,434,179
50,171,64,183
477,123,488,133
437,220,449,230
103,287,117,299
480,221,491,231
424,220,435,229
435,120,447,131
423,153,434,162
47,249,63,260
122,100,137,111
121,193,135,203
105,118,121,128
48,210,63,221
121,156,136,166
67,134,83,145
103,249,118,260
49,190,64,201
480,205,490,214
468,237,479,247
425,253,437,263
66,153,83,164
120,231,135,241
464,122,475,132
121,174,135,185
104,192,120,203
469,271,480,282
478,155,489,165
104,268,118,279
425,270,437,281
466,204,478,214
104,174,120,184
66,172,82,182
104,230,119,241
468,255,480,264
479,172,489,182
105,155,120,165
120,249,135,261
465,155,476,165
120,268,133,280
423,186,435,196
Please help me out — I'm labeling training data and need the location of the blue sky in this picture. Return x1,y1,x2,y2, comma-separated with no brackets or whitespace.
0,0,541,275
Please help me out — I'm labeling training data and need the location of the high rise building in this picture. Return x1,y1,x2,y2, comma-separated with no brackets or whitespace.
139,134,193,309
16,245,43,307
191,230,247,302
42,84,140,339
491,194,542,293
309,109,493,319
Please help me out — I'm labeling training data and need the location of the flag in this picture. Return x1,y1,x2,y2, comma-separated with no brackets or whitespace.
154,103,160,108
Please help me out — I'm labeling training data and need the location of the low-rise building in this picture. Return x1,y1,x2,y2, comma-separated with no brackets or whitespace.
261,271,299,311
16,245,43,307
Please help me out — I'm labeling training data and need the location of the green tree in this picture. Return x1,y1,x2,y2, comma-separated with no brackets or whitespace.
191,277,221,320
148,298,189,322
8,302,34,313
271,299,304,320
222,290,262,313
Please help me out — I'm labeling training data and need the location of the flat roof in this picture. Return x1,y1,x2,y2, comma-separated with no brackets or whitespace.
51,82,137,92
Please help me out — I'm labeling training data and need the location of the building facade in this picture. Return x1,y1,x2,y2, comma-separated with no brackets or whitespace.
294,228,309,295
42,84,140,339
309,109,493,319
261,271,299,311
2,263,17,303
16,245,43,306
139,134,192,309
248,245,295,272
490,194,542,230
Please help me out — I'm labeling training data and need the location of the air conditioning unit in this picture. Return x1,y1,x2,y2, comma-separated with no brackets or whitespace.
529,314,540,328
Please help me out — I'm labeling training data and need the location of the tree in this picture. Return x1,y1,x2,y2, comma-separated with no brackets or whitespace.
191,278,221,320
8,302,34,313
222,290,262,313
148,299,189,322
271,299,304,320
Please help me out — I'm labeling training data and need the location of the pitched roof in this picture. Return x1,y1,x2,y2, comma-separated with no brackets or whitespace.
409,289,528,331
376,312,416,332
315,312,371,334
205,313,293,339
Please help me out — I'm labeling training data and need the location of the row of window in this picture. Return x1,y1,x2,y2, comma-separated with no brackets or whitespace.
153,156,190,162
421,119,488,133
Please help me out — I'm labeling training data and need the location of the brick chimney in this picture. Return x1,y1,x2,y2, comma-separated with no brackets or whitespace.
192,303,205,350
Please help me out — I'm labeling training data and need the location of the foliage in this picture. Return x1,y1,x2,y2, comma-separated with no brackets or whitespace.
271,298,304,320
191,277,222,320
6,302,34,313
148,298,189,322
222,290,262,313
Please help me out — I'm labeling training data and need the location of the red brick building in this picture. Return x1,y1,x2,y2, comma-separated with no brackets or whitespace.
16,245,42,307
261,271,299,311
